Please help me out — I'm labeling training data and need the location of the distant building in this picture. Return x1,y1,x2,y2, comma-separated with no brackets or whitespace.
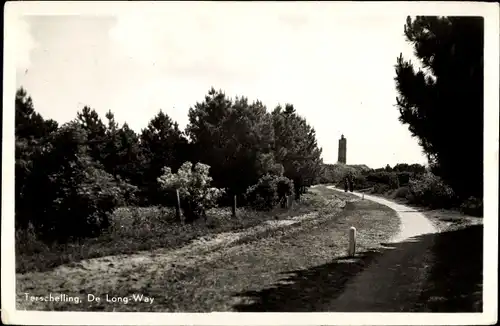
338,134,347,164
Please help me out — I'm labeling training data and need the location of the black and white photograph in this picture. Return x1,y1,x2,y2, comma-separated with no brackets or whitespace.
2,1,498,325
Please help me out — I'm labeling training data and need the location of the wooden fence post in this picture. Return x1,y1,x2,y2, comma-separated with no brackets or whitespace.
348,226,357,257
232,195,237,217
175,189,182,221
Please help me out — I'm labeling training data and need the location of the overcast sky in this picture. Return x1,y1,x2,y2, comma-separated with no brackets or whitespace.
14,3,429,168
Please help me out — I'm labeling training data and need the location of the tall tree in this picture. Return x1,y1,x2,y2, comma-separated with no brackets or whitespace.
113,123,144,186
23,122,127,241
76,106,107,164
139,110,188,205
15,88,58,229
272,104,323,197
186,88,278,195
16,87,58,139
394,16,484,200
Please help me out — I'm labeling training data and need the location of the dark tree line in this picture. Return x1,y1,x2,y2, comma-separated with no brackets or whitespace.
15,87,323,242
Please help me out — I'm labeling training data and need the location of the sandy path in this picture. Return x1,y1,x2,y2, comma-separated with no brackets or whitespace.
327,186,438,241
326,186,439,311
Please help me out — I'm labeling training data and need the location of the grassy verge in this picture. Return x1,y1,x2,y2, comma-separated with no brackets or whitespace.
16,186,401,311
16,187,346,274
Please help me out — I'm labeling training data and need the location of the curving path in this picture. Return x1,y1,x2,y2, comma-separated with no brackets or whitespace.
325,186,439,311
327,186,438,242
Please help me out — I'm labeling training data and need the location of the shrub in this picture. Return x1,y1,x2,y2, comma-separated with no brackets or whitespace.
366,171,393,185
373,183,391,194
460,197,483,217
353,174,371,189
276,176,294,198
394,186,410,199
396,172,412,186
157,161,225,222
25,157,127,242
245,174,279,211
408,172,458,208
15,222,50,255
276,176,294,207
388,173,400,189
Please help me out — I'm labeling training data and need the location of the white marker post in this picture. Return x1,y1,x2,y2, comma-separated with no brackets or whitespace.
348,226,357,257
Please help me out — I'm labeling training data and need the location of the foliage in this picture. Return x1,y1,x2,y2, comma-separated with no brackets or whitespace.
366,171,399,189
157,161,225,222
245,174,280,211
460,197,483,217
373,183,391,194
319,163,367,186
21,123,130,242
395,16,484,200
392,163,426,174
396,172,412,186
140,111,189,205
14,85,324,243
186,88,278,195
394,186,411,199
407,172,458,208
15,87,58,139
15,88,58,230
276,176,295,201
272,104,323,198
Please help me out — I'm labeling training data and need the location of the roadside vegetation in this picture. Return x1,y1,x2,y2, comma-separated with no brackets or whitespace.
15,86,323,273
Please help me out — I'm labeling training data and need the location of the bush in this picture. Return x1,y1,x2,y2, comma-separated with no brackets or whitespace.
353,174,371,189
276,176,294,199
373,183,391,194
25,158,127,243
396,172,412,186
408,172,458,208
460,197,483,217
245,174,280,211
387,173,399,189
364,171,400,190
157,161,225,222
366,171,393,185
394,186,410,199
15,123,138,243
15,222,50,255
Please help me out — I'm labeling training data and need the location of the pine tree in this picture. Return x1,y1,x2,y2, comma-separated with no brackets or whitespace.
15,88,58,230
139,110,188,205
186,88,277,195
272,104,323,198
394,16,484,200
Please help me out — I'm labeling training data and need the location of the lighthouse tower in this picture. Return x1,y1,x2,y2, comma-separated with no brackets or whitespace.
338,134,347,164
